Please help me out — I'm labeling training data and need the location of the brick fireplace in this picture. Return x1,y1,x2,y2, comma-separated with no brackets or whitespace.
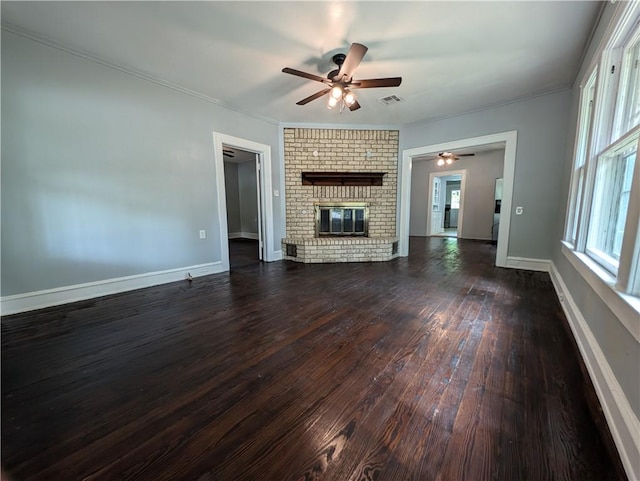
282,128,399,263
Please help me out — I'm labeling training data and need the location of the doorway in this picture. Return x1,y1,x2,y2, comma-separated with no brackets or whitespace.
427,171,465,238
223,146,261,268
212,132,275,272
399,130,517,267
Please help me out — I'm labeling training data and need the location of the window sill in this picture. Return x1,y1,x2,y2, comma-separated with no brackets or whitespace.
561,241,640,343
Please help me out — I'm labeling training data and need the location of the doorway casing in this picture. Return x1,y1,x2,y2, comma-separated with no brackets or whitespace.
427,170,466,238
399,130,517,267
213,132,275,271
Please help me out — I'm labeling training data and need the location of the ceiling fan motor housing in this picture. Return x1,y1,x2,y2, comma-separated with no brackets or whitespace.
328,53,346,81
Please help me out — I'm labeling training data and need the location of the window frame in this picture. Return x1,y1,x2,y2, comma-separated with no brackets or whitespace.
563,2,640,306
565,69,597,247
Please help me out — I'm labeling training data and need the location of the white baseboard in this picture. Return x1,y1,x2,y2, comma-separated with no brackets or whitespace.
1,261,225,316
228,232,259,240
549,262,640,481
270,249,283,262
505,256,550,272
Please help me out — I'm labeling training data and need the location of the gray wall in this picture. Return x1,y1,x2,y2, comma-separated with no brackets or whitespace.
224,162,241,234
224,160,258,237
410,151,504,240
237,160,258,235
1,31,282,296
402,89,572,259
551,3,639,419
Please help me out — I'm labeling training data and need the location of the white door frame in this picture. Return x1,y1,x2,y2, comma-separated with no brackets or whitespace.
213,132,274,270
427,170,466,238
399,130,517,267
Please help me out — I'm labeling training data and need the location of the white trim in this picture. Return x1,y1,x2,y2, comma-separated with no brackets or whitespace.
505,256,551,272
213,133,276,266
574,1,639,89
399,130,517,268
562,242,640,342
228,232,260,240
549,262,640,481
0,262,224,316
271,249,283,261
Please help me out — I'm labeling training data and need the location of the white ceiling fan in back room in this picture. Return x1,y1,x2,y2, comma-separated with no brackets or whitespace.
282,43,402,112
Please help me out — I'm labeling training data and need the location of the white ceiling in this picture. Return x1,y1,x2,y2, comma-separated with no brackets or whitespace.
1,1,602,126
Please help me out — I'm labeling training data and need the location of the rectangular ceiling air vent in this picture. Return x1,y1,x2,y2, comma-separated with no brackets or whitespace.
377,94,404,105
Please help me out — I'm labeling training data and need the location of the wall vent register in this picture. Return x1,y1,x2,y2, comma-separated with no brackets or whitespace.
315,202,369,237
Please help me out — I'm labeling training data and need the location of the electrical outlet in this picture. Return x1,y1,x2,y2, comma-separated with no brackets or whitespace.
199,230,206,239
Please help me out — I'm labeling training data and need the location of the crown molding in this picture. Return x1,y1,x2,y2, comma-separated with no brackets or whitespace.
404,84,571,128
1,22,280,126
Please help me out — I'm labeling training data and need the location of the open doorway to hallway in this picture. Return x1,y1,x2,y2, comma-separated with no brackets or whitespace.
213,131,275,272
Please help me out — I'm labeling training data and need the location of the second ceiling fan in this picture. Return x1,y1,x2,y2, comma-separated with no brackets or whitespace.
282,43,402,112
429,151,475,167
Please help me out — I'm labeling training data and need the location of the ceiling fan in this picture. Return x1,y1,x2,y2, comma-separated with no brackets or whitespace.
223,148,235,158
282,43,402,112
426,151,475,167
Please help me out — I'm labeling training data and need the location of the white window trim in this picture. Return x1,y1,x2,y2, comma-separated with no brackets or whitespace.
565,69,597,246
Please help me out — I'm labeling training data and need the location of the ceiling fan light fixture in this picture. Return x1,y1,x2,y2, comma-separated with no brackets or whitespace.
446,158,454,165
437,158,445,167
282,42,402,113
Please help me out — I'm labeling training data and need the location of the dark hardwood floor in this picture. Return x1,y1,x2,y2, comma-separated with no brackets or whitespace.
229,238,260,269
1,237,624,480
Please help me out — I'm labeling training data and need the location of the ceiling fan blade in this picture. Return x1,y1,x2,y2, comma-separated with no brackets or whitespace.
351,77,402,88
457,153,475,157
296,88,331,105
282,67,330,84
348,99,361,111
337,43,368,82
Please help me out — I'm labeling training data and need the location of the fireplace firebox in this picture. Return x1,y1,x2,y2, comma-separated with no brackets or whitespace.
315,202,369,237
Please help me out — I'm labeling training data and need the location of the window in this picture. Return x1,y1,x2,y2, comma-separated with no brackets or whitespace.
564,2,640,299
450,190,461,209
566,70,596,245
586,138,637,272
613,32,640,138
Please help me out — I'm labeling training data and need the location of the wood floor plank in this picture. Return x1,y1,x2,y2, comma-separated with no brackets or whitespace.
1,237,625,481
